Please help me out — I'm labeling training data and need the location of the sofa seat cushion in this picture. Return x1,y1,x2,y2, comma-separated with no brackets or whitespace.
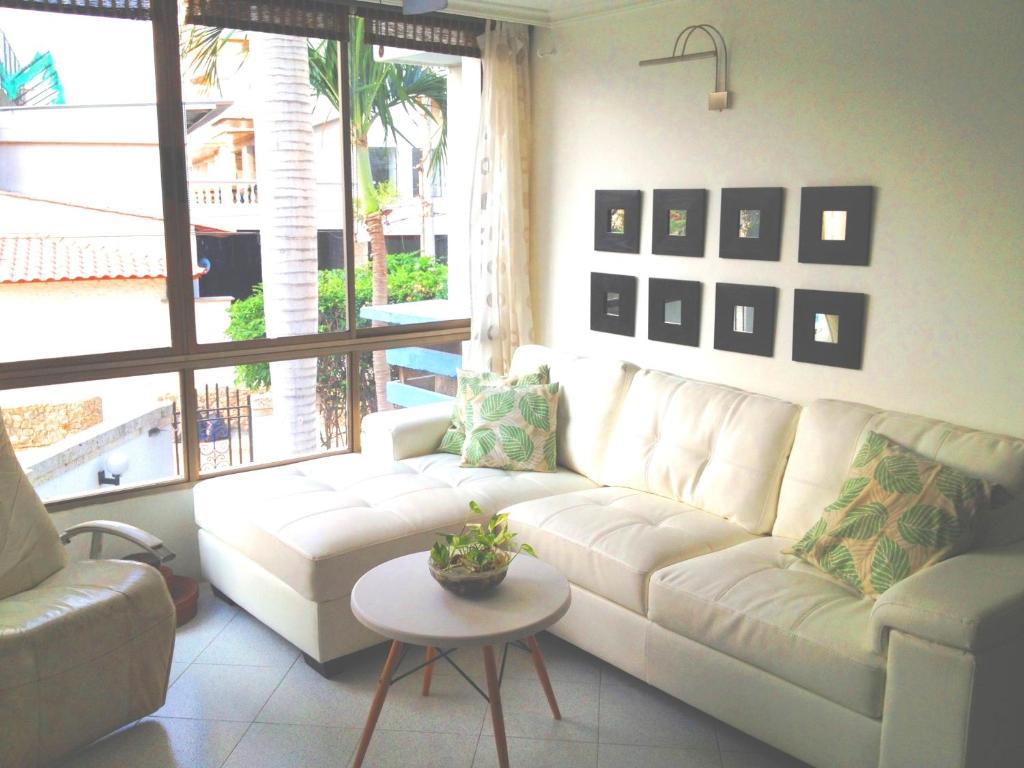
194,452,595,603
505,486,757,614
649,537,885,718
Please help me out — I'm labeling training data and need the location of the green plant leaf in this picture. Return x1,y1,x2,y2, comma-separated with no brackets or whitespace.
821,544,863,590
870,535,911,594
874,454,923,495
543,433,557,471
465,428,497,464
853,432,888,468
792,517,827,555
499,424,534,462
824,477,870,515
831,502,889,540
897,504,962,548
935,465,966,503
518,392,551,431
480,390,515,422
438,428,464,455
519,542,537,557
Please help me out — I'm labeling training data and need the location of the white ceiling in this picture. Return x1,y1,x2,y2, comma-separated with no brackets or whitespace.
381,0,672,27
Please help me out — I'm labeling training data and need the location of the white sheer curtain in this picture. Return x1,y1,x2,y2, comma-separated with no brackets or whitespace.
464,21,533,374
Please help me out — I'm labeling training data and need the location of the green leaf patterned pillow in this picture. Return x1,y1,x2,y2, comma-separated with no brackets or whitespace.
790,431,992,598
460,383,559,472
437,366,550,456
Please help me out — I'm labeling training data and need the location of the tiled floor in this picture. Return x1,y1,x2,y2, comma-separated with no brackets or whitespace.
61,584,809,768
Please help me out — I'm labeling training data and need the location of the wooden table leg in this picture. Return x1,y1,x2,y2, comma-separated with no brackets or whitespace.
526,635,561,720
422,646,436,697
352,640,403,768
483,645,510,768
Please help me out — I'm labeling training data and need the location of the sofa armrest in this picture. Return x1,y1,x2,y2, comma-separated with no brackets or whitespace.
360,401,454,461
870,539,1024,653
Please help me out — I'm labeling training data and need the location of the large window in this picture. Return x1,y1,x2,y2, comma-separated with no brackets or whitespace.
0,1,480,506
0,9,171,362
0,373,183,503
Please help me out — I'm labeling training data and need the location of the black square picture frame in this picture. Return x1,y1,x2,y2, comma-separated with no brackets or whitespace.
792,289,867,369
714,283,778,357
594,190,642,253
798,186,875,266
648,278,702,346
719,187,784,261
652,189,707,257
590,272,638,336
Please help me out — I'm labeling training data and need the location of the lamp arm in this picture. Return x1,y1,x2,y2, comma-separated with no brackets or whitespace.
60,520,175,564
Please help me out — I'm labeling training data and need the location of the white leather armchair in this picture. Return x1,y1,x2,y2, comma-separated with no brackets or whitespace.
0,415,177,767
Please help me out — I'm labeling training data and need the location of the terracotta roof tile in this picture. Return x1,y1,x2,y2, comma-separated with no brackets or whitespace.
0,235,205,283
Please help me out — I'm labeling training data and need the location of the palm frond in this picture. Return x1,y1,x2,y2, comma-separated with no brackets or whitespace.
180,25,246,94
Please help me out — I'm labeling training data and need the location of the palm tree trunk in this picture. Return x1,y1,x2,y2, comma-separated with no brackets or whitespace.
366,211,391,411
250,33,319,455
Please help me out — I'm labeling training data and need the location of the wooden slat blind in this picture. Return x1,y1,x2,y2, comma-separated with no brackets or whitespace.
0,0,150,20
184,0,347,39
355,4,483,58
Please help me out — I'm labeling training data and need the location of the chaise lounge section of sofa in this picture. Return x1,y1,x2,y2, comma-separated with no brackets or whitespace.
192,344,1024,767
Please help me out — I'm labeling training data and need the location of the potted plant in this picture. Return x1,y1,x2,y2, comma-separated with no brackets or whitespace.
429,501,536,596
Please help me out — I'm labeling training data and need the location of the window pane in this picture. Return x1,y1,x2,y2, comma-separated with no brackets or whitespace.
351,28,475,342
180,25,348,344
195,353,348,474
369,146,397,186
0,9,173,363
359,346,457,417
0,373,183,502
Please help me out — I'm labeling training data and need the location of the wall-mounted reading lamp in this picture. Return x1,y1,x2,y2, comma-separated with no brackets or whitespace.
639,24,730,111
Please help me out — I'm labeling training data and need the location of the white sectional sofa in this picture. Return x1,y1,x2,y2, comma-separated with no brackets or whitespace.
193,345,1024,768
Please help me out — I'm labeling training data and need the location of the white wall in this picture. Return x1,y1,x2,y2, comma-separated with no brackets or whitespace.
530,0,1024,438
0,279,171,363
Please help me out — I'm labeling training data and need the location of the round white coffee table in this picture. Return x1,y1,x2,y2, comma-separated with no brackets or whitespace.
350,552,571,768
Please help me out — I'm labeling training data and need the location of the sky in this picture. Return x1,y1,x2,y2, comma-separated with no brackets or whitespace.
1,8,157,105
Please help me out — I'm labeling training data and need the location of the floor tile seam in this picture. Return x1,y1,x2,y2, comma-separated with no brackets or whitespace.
486,733,600,745
251,655,301,725
248,717,489,737
217,656,315,768
152,713,254,723
189,658,300,670
712,712,724,766
596,736,722,750
216,718,258,768
183,606,242,664
183,660,297,673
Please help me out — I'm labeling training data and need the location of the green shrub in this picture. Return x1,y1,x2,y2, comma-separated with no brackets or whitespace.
224,251,448,445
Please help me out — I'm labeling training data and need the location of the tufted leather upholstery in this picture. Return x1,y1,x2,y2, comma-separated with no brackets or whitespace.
0,417,66,600
194,451,596,603
0,414,176,768
505,486,756,613
649,537,885,718
600,370,801,533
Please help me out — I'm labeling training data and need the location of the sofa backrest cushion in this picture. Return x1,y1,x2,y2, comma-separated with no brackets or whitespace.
510,345,636,481
600,370,801,534
774,400,1024,545
0,412,67,600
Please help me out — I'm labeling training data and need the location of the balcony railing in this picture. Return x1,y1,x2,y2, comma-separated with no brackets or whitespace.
190,180,258,207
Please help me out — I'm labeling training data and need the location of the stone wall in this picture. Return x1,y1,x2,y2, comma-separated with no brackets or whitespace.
1,398,103,449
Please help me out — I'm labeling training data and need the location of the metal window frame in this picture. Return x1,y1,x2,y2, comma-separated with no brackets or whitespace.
0,1,469,511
